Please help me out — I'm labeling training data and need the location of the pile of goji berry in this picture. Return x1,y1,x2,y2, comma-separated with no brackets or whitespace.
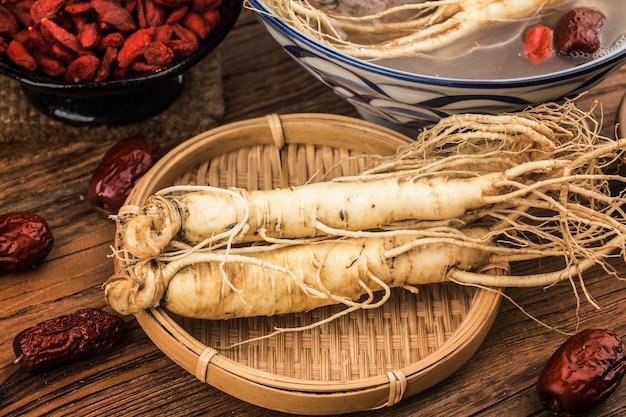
0,0,222,81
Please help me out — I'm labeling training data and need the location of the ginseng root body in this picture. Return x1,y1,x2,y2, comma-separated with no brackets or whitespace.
105,230,491,319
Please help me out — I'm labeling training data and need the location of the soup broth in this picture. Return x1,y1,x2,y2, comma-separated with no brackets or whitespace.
369,1,626,79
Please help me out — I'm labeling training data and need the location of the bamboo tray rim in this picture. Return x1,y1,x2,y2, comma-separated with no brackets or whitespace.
117,113,502,414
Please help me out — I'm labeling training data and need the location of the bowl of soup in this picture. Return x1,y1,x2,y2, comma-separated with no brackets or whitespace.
246,0,626,134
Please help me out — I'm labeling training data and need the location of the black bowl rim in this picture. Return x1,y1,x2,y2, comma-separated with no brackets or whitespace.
0,0,243,93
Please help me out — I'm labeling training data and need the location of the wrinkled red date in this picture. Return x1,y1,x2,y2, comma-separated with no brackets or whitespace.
537,329,626,417
88,135,162,218
555,7,605,56
13,308,125,372
0,211,54,273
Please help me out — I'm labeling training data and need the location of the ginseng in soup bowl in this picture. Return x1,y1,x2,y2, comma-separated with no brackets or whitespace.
246,0,626,135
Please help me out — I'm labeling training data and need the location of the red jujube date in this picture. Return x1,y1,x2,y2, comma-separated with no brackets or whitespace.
0,211,54,273
555,7,605,56
13,308,125,371
88,135,162,218
537,328,626,416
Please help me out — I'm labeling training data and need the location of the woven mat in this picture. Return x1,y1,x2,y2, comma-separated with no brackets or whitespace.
0,52,224,145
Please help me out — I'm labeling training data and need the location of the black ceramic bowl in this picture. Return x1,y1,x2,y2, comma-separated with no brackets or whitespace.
0,0,242,126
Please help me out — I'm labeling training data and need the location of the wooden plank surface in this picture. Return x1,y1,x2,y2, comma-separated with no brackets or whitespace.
2,9,626,417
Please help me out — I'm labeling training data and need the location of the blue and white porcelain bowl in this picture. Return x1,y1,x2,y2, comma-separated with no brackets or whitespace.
247,0,626,134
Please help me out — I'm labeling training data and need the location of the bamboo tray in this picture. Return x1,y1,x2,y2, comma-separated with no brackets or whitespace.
114,114,502,415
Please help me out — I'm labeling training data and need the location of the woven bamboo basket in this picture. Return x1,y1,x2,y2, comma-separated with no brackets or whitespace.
114,114,502,415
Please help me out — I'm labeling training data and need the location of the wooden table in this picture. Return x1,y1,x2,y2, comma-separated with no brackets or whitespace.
2,9,626,417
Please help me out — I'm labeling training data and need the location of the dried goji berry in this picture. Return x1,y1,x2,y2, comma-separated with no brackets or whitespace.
202,9,219,32
50,41,77,63
92,0,136,32
153,23,173,42
116,26,152,67
71,12,88,31
165,38,194,57
144,0,166,27
78,22,99,49
191,0,220,13
33,52,65,76
93,45,116,81
64,54,100,81
123,0,137,14
98,31,124,49
182,12,207,39
5,0,34,27
524,24,553,65
29,0,65,24
143,40,173,66
6,39,36,72
165,5,187,24
0,4,19,35
130,59,162,73
171,21,197,47
64,2,94,15
40,17,90,55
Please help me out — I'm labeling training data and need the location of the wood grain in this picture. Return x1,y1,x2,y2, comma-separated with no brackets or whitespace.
2,9,626,417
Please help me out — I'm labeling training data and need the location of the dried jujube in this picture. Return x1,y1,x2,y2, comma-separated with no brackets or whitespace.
537,328,626,417
88,135,162,218
0,211,54,273
13,308,125,371
555,7,605,56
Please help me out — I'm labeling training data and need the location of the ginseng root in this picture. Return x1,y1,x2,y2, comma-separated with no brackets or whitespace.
105,228,492,318
105,99,626,320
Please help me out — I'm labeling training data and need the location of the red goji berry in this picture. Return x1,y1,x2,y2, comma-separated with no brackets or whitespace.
0,4,19,35
191,0,220,13
182,12,207,39
64,54,100,81
202,9,219,33
50,42,77,63
94,45,117,81
117,26,152,67
5,0,34,27
153,24,173,42
29,0,65,24
165,5,187,24
143,40,173,66
92,0,136,32
165,38,194,57
6,39,37,72
144,0,166,27
171,22,197,47
78,22,99,49
33,52,66,76
130,59,163,73
524,24,553,65
40,17,90,55
64,2,94,14
98,31,124,50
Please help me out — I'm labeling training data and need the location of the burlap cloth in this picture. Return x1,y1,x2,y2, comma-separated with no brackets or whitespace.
0,52,224,145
